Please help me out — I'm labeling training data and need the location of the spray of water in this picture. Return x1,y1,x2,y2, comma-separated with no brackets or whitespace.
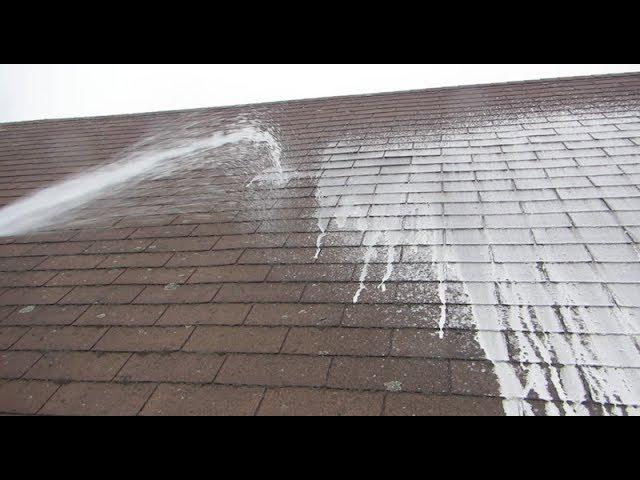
0,120,283,237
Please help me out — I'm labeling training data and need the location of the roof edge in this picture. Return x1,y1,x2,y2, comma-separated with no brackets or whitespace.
2,70,639,127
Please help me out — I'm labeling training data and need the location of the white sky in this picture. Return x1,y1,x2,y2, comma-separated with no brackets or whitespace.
0,64,638,123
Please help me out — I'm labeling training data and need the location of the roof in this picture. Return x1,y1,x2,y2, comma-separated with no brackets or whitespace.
1,72,639,416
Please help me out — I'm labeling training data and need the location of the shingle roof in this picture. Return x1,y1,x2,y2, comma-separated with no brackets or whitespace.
1,72,639,416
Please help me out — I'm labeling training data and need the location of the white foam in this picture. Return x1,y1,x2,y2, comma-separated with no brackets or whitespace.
353,245,376,303
311,130,640,415
378,244,396,292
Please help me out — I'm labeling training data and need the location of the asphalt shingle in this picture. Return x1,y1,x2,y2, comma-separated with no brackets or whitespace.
1,72,640,415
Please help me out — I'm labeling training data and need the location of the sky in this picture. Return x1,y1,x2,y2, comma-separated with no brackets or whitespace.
0,64,638,123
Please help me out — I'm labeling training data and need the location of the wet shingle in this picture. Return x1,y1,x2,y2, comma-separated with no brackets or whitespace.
2,72,640,416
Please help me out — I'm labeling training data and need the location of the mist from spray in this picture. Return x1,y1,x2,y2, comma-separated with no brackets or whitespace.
0,120,283,237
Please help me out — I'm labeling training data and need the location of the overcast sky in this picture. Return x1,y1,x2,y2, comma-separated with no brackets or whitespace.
0,64,638,123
